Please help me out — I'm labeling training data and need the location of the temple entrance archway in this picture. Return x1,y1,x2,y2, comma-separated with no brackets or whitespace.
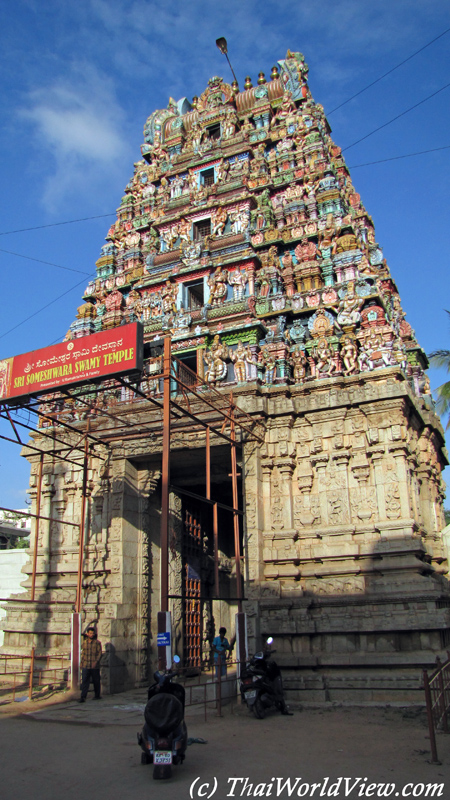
169,443,244,669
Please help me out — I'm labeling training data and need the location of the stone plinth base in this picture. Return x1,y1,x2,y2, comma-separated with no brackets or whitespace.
283,666,431,705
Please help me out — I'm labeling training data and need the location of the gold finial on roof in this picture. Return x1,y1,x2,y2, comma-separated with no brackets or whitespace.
270,65,279,80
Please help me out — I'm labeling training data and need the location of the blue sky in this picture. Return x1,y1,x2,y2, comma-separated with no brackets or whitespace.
0,0,449,507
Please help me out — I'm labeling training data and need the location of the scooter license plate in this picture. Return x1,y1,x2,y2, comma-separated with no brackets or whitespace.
154,751,172,765
245,689,257,700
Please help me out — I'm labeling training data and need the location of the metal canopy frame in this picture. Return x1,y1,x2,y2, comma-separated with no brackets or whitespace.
0,335,263,628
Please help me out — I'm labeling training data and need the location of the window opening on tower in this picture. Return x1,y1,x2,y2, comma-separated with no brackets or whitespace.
193,218,211,240
206,123,221,140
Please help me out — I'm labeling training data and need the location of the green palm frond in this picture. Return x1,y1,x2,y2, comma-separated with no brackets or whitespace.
429,350,450,370
434,382,450,423
427,311,450,428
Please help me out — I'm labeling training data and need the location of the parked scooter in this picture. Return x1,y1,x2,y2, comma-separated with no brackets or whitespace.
138,655,188,780
240,638,292,718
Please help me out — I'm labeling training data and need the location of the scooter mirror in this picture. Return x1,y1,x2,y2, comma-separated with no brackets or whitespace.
173,655,181,664
266,637,274,645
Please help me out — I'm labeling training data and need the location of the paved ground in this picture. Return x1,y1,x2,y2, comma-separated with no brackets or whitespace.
1,689,449,800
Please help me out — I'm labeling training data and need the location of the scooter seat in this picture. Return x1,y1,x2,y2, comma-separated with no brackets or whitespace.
144,693,184,734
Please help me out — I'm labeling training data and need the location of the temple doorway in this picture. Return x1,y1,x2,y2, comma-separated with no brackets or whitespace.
170,444,243,669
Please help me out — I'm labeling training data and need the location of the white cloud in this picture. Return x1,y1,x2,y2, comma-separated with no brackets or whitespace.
19,64,133,212
26,88,124,161
12,0,448,212
82,0,446,106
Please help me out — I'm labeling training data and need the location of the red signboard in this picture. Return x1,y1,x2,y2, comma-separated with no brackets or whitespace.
0,323,143,403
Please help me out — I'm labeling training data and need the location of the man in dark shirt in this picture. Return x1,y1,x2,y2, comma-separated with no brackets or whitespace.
212,626,230,678
79,627,102,703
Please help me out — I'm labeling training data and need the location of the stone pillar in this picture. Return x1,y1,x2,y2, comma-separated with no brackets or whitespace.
168,490,183,658
389,441,412,521
310,453,329,525
351,461,376,524
51,498,66,549
103,455,142,692
261,453,273,553
91,457,111,546
407,453,422,529
274,456,296,531
41,478,55,573
243,442,263,583
331,449,351,526
294,467,314,527
243,442,266,653
269,465,284,533
367,445,385,521
247,263,256,297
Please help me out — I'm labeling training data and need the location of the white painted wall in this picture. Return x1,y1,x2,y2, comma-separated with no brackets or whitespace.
0,550,29,647
441,524,450,570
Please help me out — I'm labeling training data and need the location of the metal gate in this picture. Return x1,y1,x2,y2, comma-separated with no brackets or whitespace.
183,506,204,668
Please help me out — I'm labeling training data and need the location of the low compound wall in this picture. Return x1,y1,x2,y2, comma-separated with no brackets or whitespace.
0,550,29,647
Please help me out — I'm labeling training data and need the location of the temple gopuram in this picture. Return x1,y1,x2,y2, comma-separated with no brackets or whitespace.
2,50,449,702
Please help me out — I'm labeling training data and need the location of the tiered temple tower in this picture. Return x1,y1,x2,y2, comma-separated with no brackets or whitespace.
2,50,449,701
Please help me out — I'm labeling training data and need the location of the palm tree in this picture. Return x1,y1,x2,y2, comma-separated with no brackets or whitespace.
429,310,450,429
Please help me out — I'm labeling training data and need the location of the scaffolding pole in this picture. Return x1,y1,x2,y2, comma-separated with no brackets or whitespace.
75,433,89,614
230,397,243,613
30,453,43,602
160,336,171,613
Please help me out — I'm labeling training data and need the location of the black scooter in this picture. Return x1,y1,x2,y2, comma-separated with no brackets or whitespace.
138,655,188,780
240,637,292,718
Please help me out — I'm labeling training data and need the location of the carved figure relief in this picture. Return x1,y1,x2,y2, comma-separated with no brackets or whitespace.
228,268,248,301
208,267,228,306
328,493,349,525
204,335,228,383
294,493,321,527
385,483,401,519
230,341,254,382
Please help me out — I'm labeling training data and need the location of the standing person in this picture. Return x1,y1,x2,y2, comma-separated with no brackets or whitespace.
79,627,102,703
212,627,230,679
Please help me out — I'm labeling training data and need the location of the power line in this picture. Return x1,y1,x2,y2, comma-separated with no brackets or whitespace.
0,213,116,237
0,247,93,276
0,278,87,343
342,81,450,152
348,144,450,169
327,25,450,115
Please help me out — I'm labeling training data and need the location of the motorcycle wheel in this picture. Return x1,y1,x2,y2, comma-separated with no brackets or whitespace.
153,764,172,780
253,696,266,719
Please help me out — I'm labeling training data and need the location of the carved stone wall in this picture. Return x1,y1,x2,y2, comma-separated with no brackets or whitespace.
235,372,450,700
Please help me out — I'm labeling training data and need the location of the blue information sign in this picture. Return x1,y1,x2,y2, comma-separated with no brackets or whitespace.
157,632,171,647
